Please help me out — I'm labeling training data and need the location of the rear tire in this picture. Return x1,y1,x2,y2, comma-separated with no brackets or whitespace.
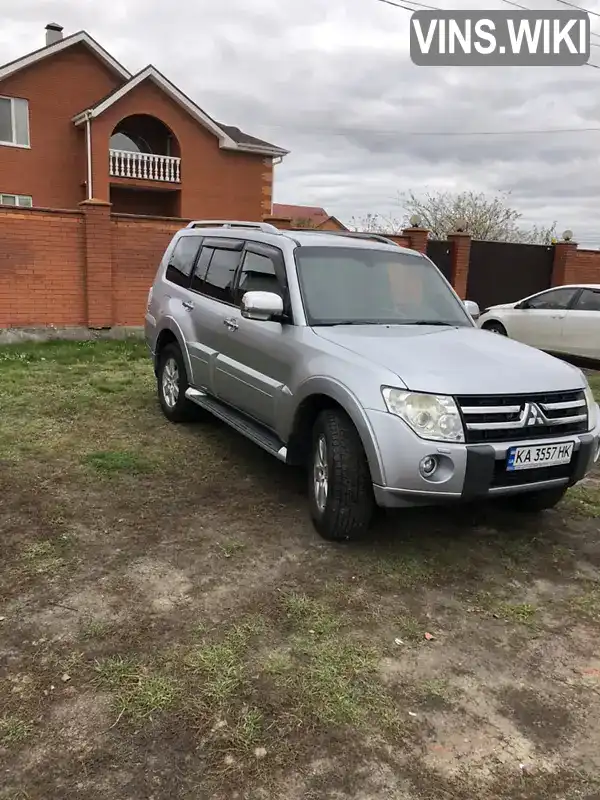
157,343,198,423
308,409,374,541
504,485,567,513
483,321,508,336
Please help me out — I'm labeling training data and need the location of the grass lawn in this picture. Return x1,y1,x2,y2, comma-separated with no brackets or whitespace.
1,340,600,800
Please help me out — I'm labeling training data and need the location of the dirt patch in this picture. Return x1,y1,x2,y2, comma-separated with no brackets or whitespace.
125,557,193,612
1,341,599,800
496,686,576,751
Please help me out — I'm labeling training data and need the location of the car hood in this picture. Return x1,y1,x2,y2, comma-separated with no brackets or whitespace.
482,301,517,312
313,324,585,395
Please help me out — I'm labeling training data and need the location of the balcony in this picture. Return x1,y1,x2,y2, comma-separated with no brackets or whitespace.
109,149,181,183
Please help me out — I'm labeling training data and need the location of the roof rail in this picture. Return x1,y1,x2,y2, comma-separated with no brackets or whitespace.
185,220,282,234
287,229,401,247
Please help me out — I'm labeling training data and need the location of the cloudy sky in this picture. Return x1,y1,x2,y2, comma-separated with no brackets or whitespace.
3,0,600,244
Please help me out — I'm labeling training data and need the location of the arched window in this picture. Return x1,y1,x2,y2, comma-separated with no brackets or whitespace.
109,131,153,153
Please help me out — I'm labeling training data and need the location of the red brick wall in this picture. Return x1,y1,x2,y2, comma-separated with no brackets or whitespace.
111,214,184,325
571,249,600,284
0,206,86,327
387,235,411,248
90,78,271,220
3,207,598,332
0,44,122,209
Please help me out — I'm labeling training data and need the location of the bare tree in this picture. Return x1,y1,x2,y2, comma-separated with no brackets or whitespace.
401,190,557,244
348,212,404,235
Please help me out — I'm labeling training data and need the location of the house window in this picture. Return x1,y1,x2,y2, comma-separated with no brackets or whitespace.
0,97,30,147
0,194,33,207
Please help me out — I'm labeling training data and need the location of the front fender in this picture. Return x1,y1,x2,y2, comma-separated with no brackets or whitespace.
291,375,386,486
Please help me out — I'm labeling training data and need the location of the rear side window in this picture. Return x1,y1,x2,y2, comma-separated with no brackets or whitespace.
527,287,577,310
165,236,202,287
199,248,241,304
574,288,600,311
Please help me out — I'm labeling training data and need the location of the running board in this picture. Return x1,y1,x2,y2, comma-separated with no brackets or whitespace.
185,388,288,463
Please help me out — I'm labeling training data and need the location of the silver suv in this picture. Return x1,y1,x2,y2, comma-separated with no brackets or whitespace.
145,220,600,541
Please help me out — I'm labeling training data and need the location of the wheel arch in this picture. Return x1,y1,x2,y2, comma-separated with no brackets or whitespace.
287,379,385,485
154,319,193,379
481,317,507,332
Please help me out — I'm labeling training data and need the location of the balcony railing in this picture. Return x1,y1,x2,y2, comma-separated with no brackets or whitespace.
109,149,181,183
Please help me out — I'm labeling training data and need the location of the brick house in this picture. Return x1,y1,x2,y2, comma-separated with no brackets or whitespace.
0,23,288,218
272,204,347,231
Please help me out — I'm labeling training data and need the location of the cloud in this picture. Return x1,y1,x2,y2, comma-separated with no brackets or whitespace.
3,0,600,244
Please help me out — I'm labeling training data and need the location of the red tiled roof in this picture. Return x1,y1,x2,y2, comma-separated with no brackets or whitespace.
272,204,331,225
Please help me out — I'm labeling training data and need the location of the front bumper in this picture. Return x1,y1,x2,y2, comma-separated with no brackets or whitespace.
366,406,600,508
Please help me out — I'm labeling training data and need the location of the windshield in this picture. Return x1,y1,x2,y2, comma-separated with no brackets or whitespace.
294,246,473,327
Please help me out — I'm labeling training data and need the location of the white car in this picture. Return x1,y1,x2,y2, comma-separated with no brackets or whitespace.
478,284,600,361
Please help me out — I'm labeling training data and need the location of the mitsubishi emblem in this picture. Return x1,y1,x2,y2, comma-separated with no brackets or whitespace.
524,402,545,426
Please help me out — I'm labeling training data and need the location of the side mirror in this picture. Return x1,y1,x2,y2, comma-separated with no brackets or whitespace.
241,290,284,322
515,300,529,310
464,300,480,320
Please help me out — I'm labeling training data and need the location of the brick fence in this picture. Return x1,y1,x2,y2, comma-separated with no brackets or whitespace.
0,202,182,328
1,205,599,330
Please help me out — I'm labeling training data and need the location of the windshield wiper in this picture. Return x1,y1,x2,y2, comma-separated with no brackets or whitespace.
314,320,383,326
401,320,458,326
314,319,460,327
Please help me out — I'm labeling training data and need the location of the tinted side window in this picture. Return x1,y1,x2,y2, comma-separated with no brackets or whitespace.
165,236,201,287
574,288,600,311
190,247,214,293
527,288,577,310
235,251,283,304
200,248,241,304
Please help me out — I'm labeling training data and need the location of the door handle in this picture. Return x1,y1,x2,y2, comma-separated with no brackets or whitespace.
182,300,194,311
223,317,239,331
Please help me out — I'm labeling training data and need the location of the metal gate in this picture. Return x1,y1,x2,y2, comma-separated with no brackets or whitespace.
466,240,554,311
426,239,452,281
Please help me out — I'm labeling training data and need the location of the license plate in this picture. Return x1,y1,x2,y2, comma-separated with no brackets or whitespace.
507,441,574,471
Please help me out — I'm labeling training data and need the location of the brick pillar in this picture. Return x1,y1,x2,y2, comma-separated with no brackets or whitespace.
80,199,113,328
401,226,429,253
447,232,471,299
551,240,577,286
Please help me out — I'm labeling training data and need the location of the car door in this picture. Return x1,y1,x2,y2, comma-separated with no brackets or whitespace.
558,287,600,359
508,286,579,351
186,237,244,392
212,242,295,431
160,233,204,382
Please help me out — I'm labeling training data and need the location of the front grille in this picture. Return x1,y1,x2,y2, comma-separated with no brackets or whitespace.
456,390,588,444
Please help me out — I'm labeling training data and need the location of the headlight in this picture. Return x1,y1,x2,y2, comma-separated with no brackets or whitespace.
584,384,599,431
381,388,464,442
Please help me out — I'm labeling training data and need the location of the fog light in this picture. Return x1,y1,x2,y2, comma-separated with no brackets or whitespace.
419,455,438,477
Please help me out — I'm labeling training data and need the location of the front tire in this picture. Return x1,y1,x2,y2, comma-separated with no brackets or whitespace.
483,321,508,336
308,410,374,541
157,343,198,423
504,485,568,513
